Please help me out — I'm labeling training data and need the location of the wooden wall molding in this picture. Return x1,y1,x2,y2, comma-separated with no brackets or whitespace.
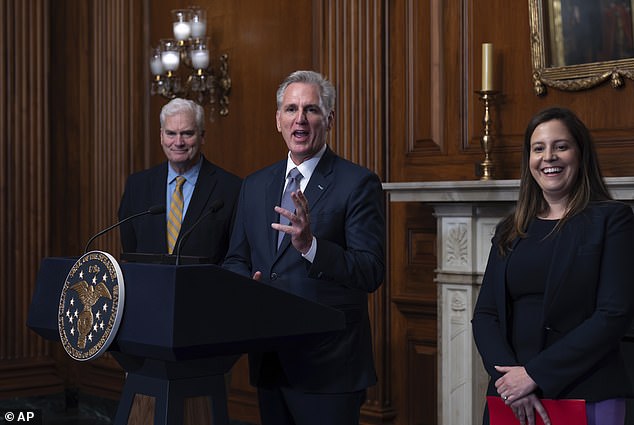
315,0,385,177
90,0,148,254
0,358,62,398
0,0,148,399
315,2,395,423
387,0,445,164
406,0,444,155
407,339,437,424
0,0,59,396
387,200,437,425
68,0,148,397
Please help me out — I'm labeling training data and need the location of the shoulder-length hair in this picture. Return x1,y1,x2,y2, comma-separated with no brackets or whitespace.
496,107,611,255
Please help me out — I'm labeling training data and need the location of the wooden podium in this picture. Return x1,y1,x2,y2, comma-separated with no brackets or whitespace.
27,257,345,425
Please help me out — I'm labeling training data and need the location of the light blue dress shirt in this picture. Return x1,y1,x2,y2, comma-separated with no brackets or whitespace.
166,156,203,223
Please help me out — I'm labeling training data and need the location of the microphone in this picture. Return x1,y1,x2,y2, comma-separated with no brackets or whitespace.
84,204,166,253
174,199,224,265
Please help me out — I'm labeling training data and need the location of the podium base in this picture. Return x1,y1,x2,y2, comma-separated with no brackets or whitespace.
112,353,239,425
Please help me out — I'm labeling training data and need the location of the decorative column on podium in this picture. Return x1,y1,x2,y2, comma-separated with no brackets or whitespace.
476,43,499,180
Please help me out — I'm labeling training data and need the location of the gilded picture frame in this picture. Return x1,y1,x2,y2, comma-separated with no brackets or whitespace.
528,0,634,95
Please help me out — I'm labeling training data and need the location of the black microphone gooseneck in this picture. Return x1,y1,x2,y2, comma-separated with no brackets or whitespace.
84,204,166,254
174,199,224,265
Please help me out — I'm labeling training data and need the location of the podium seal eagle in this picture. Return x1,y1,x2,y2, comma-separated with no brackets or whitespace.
58,251,125,361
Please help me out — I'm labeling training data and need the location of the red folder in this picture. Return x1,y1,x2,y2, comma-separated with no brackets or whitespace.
487,396,587,425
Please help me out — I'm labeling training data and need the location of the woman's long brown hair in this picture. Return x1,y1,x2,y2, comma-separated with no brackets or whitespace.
496,107,611,256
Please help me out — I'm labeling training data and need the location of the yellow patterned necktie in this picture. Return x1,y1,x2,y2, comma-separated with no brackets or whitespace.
167,176,186,254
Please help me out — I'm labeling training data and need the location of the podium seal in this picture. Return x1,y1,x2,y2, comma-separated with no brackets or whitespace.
58,251,125,361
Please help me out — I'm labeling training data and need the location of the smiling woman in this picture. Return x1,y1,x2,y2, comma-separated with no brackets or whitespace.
528,120,580,217
472,107,634,425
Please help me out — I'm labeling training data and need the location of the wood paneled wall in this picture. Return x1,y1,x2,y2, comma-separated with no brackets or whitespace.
314,2,393,423
316,0,385,174
386,2,634,425
46,0,149,399
146,0,316,178
0,0,62,397
4,0,634,424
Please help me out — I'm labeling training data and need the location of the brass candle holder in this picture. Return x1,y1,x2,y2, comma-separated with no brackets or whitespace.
475,90,499,180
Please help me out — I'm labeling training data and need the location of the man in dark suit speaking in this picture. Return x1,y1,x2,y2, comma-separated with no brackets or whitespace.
118,98,241,263
223,70,385,425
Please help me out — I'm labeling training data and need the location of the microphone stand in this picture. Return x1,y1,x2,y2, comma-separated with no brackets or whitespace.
84,206,165,254
175,200,223,265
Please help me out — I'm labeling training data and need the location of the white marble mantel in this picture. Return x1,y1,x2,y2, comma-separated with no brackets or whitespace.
383,176,634,203
382,177,634,425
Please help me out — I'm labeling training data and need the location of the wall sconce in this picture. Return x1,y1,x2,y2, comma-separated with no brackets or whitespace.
150,7,231,118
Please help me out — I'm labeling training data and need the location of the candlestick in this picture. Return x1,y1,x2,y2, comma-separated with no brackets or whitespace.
475,90,499,180
482,43,494,91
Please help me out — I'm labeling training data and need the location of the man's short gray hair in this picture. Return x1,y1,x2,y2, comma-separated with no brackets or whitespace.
276,70,336,116
160,98,205,133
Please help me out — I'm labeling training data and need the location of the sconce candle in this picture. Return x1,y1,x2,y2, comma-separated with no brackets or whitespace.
191,50,210,70
481,43,494,91
191,21,207,38
190,8,207,39
151,7,232,118
150,57,164,75
161,50,180,71
150,47,164,75
173,21,191,41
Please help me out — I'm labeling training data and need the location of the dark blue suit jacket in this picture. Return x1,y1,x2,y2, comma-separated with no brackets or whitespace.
223,147,385,393
473,201,634,401
118,157,242,264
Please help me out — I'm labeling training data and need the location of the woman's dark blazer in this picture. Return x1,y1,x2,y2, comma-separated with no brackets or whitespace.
472,201,634,402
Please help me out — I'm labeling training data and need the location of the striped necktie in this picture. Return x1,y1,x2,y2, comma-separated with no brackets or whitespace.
167,176,186,254
278,168,303,247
